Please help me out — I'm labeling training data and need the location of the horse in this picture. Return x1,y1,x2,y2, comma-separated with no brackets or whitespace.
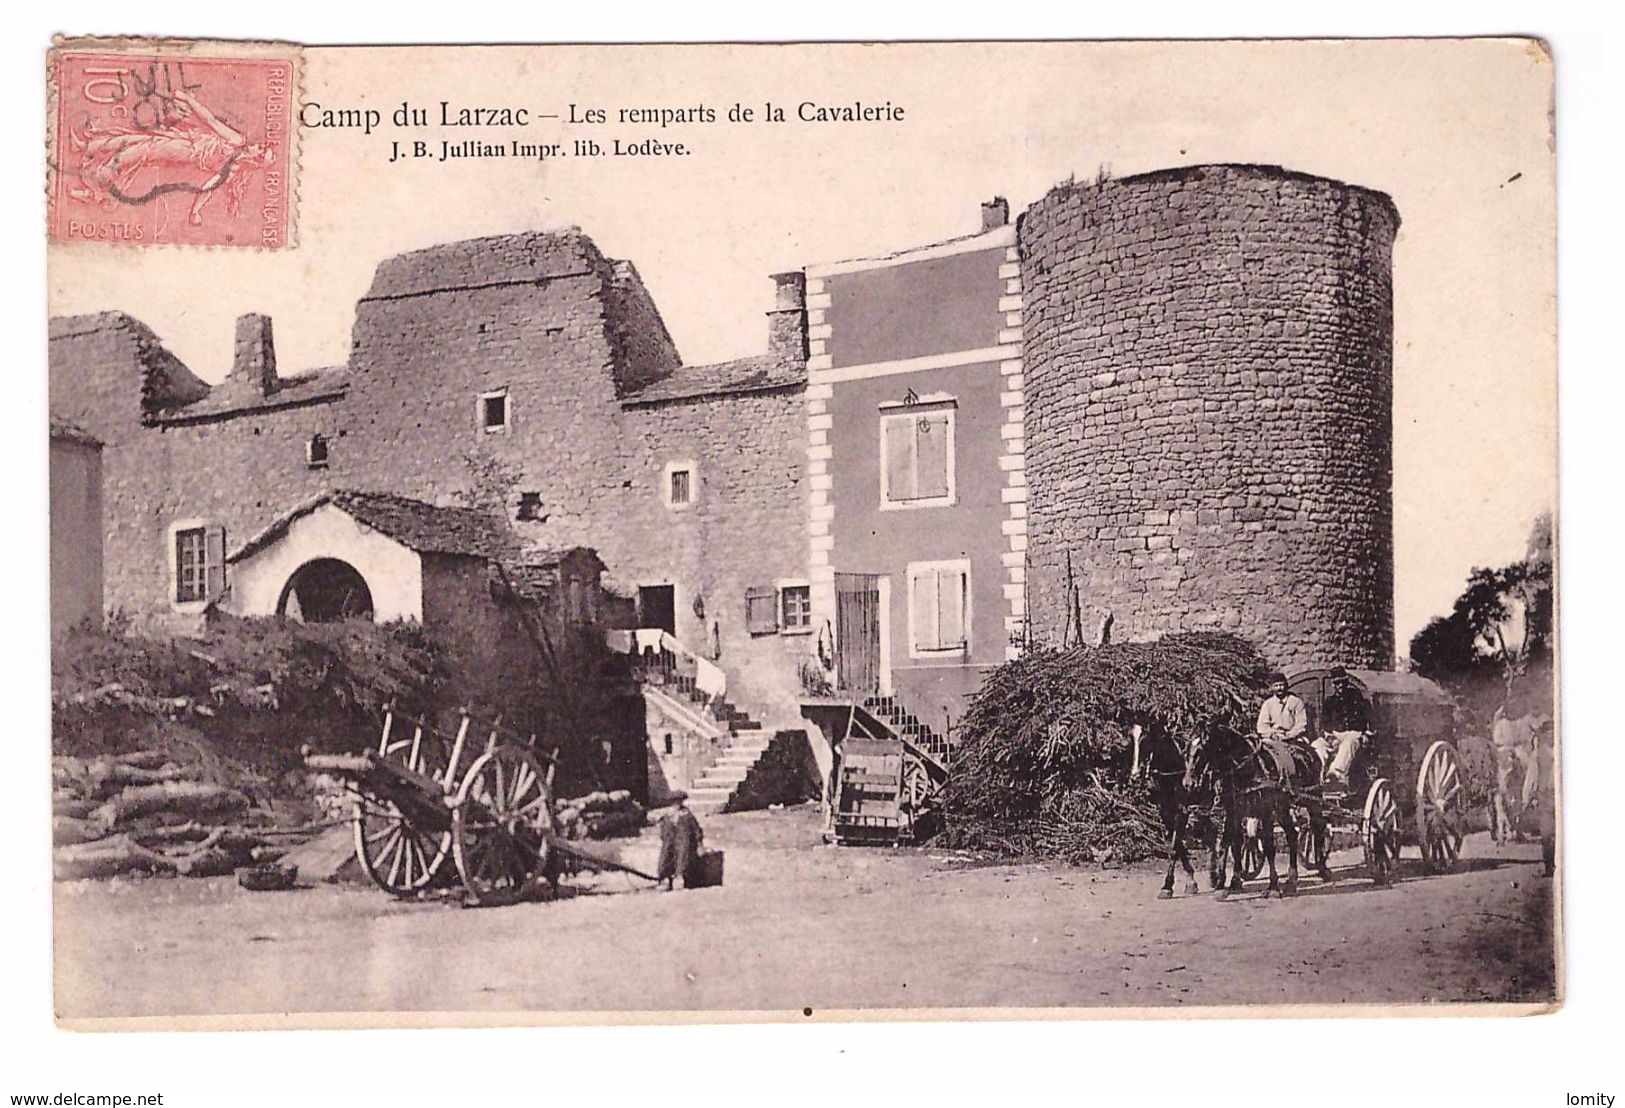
1194,723,1331,899
1128,716,1234,899
1490,704,1545,845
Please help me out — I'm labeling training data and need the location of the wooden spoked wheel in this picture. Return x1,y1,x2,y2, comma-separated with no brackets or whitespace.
451,746,554,905
1415,741,1466,874
899,751,941,836
353,738,452,897
1361,777,1402,884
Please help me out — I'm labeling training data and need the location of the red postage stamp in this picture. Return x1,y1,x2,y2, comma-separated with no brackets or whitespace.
50,49,297,248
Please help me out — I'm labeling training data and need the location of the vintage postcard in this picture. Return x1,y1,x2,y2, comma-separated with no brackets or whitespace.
45,37,1558,1029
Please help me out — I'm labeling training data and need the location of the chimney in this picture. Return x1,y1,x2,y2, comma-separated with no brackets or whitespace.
981,196,1009,232
767,271,807,364
231,313,279,396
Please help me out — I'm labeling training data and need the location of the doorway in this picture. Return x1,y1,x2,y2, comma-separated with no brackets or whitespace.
278,558,375,623
637,584,676,635
834,572,883,696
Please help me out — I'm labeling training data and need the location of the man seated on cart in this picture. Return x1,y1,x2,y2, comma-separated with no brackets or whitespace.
1314,669,1370,786
1256,672,1311,777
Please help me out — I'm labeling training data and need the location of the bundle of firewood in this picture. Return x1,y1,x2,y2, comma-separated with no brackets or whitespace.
553,789,646,841
52,751,294,881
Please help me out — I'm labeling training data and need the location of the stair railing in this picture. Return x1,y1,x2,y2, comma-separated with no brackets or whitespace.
608,628,729,703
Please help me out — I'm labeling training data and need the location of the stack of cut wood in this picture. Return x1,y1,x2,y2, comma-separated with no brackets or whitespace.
52,751,294,881
554,789,646,841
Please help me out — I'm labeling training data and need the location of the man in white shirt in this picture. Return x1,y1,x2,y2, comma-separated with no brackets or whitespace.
1256,672,1309,747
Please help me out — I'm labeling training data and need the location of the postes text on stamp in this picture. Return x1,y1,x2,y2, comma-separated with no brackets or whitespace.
50,50,296,248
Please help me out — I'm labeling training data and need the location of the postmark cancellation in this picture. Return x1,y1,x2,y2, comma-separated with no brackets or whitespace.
48,39,300,249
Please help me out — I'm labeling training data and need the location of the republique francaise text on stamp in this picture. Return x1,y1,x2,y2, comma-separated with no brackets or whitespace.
49,46,297,249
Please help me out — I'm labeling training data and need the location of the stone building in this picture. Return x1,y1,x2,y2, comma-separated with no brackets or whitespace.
49,231,815,809
48,162,1398,805
49,418,104,637
1019,165,1398,669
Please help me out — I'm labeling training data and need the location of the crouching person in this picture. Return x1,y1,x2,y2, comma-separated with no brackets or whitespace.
656,793,705,890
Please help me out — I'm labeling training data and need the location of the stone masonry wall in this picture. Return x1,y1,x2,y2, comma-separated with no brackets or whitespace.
48,315,342,630
50,231,809,724
616,389,809,725
1018,165,1397,670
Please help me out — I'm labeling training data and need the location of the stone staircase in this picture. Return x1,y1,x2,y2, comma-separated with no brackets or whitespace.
862,695,953,768
610,629,775,814
654,670,770,812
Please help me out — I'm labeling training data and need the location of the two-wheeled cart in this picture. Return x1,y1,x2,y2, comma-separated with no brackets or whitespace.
304,706,656,905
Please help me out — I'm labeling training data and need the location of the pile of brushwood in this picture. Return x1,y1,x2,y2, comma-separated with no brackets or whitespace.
936,632,1271,864
51,616,445,880
52,750,318,880
53,615,443,766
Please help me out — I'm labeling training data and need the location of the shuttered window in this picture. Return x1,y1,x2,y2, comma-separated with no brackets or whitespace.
662,460,698,510
881,408,954,507
908,560,970,655
174,524,226,605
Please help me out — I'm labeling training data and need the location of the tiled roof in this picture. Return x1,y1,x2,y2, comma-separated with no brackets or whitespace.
151,367,348,424
229,490,512,564
620,354,806,406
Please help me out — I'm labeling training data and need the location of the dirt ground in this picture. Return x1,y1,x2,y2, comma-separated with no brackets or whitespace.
53,805,1557,1021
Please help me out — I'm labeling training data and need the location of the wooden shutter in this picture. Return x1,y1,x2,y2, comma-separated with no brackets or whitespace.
911,571,935,650
915,413,950,498
204,524,227,600
937,568,966,648
883,418,915,501
745,587,778,634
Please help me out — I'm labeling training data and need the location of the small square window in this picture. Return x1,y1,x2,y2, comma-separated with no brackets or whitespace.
306,433,329,469
662,460,698,510
780,585,812,632
479,390,510,433
517,491,543,521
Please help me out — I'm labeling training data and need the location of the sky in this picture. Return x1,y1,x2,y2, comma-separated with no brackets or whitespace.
46,39,1557,653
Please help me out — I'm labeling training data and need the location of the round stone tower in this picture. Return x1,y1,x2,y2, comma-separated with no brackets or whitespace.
1018,164,1398,669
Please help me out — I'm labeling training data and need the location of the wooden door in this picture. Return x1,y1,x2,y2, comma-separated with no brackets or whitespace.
834,572,882,696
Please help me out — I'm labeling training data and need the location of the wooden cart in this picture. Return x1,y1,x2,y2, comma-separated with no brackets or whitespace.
306,706,654,905
1237,669,1465,881
819,699,950,846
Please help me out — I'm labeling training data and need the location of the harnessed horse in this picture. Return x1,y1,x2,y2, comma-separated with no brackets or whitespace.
1193,723,1333,898
1129,717,1234,899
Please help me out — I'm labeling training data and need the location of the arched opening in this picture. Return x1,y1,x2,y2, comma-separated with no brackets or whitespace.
277,558,375,623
